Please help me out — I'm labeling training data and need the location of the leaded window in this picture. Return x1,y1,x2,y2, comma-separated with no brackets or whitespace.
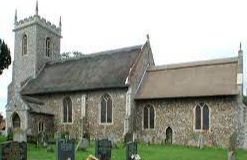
195,103,209,130
195,105,201,129
63,97,72,123
143,105,155,129
100,94,112,123
38,122,44,132
22,34,27,55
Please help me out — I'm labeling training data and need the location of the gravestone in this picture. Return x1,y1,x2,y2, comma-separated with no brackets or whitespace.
83,132,90,145
126,142,137,160
13,129,27,142
95,139,112,160
76,138,89,151
108,134,117,148
0,141,27,160
56,139,75,160
124,132,133,144
198,134,204,149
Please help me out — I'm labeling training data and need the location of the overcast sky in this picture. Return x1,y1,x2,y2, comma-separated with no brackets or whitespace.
0,0,246,117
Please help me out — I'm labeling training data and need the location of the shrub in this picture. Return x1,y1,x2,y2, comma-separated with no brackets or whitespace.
243,96,247,106
0,135,7,142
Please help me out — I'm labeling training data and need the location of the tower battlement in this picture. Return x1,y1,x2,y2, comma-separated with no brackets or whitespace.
14,15,61,37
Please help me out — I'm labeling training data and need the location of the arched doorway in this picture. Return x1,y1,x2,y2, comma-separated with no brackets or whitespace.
12,113,21,128
165,127,172,144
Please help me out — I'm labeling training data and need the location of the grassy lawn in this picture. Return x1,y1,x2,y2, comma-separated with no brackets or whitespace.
27,143,247,160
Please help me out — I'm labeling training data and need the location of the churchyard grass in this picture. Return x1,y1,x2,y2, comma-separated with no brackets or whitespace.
26,142,247,160
0,135,7,142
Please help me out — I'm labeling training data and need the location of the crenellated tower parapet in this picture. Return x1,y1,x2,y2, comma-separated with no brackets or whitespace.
13,14,61,38
11,1,62,94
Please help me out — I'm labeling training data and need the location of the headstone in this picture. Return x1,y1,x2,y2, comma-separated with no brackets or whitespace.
198,134,204,149
0,141,27,160
228,151,236,160
124,132,133,144
83,132,90,145
108,134,117,148
95,139,112,160
76,138,89,151
143,136,151,144
56,139,75,160
126,142,137,160
13,130,27,142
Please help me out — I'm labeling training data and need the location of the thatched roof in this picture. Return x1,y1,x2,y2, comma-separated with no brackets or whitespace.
22,96,53,115
135,57,239,99
21,45,142,95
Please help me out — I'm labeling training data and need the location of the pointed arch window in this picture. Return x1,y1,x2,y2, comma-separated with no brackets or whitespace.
38,121,44,132
195,103,209,130
63,97,72,123
100,94,112,123
46,37,51,57
22,34,27,55
143,105,155,129
12,113,21,128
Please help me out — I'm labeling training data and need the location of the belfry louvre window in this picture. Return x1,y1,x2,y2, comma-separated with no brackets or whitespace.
63,97,72,123
46,37,51,57
100,94,112,123
143,105,155,129
22,34,27,55
195,103,209,130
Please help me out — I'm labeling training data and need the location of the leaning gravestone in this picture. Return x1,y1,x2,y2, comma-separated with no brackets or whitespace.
76,138,89,151
56,139,75,160
0,141,27,160
95,139,112,160
126,142,137,160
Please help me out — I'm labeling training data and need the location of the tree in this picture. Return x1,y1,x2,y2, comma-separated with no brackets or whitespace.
0,39,11,75
243,96,247,106
60,51,85,61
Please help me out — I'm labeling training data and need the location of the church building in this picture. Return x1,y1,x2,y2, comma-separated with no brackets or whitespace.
6,3,247,148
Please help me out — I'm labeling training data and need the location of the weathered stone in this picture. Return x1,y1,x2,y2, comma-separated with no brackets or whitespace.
126,142,137,160
228,151,236,160
76,138,89,151
95,139,112,160
56,139,75,160
135,97,240,147
13,129,27,142
0,141,27,160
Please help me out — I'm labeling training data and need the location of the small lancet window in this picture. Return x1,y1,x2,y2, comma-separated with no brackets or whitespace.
63,97,72,123
100,94,113,123
194,103,209,130
22,34,27,55
46,37,51,57
38,121,44,132
143,105,155,129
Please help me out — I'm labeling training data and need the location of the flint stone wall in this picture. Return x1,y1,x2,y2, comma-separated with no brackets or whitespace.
33,88,127,140
135,96,238,147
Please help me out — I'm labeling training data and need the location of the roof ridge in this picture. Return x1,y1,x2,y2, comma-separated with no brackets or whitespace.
148,57,238,72
47,44,142,66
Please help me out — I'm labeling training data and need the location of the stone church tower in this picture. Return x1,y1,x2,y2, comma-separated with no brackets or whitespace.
6,2,61,136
